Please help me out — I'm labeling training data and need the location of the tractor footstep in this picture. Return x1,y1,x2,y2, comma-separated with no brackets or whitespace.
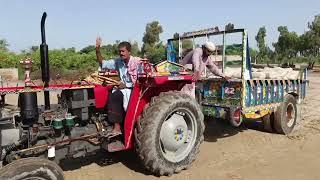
107,140,125,152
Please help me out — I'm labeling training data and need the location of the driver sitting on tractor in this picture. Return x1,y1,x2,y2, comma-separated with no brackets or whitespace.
95,37,142,137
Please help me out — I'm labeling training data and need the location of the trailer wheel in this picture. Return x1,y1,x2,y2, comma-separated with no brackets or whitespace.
274,94,297,134
135,91,204,176
0,157,64,180
228,107,243,127
262,113,274,133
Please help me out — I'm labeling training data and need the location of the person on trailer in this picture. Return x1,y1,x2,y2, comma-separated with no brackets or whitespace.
95,37,142,137
180,41,231,98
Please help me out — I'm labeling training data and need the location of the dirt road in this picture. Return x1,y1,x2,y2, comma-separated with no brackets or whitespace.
6,73,320,180
62,72,320,180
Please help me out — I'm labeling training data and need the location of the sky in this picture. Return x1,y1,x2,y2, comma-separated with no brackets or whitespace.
0,0,319,52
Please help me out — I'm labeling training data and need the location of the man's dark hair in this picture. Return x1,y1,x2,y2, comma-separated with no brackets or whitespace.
118,41,131,52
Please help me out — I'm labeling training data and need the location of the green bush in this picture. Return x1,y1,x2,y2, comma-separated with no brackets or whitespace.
1,49,99,80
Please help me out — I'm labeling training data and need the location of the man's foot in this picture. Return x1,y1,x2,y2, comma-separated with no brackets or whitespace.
105,123,122,138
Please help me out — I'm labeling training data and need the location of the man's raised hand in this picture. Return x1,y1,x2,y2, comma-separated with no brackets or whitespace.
96,36,102,47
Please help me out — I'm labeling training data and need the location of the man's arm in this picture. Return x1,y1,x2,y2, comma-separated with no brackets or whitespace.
206,58,230,81
206,60,225,77
96,36,117,70
191,49,201,72
96,37,104,67
190,49,202,81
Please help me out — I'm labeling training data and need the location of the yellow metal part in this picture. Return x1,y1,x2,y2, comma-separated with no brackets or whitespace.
244,109,270,119
243,103,280,119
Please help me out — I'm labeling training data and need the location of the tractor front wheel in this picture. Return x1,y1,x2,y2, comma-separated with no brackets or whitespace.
0,157,64,180
135,91,204,176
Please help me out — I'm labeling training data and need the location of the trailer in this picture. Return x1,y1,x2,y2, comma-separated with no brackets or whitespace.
167,27,308,134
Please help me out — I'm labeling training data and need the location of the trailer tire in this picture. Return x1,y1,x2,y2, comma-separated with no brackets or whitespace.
274,94,297,134
0,157,64,180
262,113,274,133
228,107,243,127
135,91,204,176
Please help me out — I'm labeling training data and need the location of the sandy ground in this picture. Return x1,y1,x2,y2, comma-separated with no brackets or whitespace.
4,72,320,180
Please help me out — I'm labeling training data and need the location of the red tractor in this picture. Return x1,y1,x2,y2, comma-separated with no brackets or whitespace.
0,13,204,179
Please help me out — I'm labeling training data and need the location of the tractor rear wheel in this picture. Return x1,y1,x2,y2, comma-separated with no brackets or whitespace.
0,157,64,180
135,91,204,176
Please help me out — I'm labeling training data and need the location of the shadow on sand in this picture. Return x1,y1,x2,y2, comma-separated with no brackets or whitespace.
60,116,267,175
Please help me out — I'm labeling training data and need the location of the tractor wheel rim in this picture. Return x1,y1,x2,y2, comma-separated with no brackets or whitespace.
159,107,197,163
24,177,47,180
286,103,295,127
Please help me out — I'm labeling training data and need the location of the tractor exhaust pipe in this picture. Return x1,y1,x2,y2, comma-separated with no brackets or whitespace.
40,12,50,110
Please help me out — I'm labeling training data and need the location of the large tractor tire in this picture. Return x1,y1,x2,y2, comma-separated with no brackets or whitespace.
135,91,204,176
0,157,64,180
274,94,298,135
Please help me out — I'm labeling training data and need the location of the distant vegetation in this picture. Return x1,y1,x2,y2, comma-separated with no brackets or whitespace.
0,15,319,79
254,15,320,67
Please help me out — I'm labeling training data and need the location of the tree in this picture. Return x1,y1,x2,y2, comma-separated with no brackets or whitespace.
143,43,166,64
225,44,242,55
273,26,299,63
0,39,9,51
171,32,194,60
298,31,313,56
308,15,320,56
266,46,276,63
255,26,268,63
142,21,165,63
100,42,119,59
66,47,76,53
142,21,163,45
225,23,235,31
130,41,140,56
182,40,193,50
249,48,259,63
80,45,96,54
30,46,39,52
0,51,18,68
79,40,134,59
